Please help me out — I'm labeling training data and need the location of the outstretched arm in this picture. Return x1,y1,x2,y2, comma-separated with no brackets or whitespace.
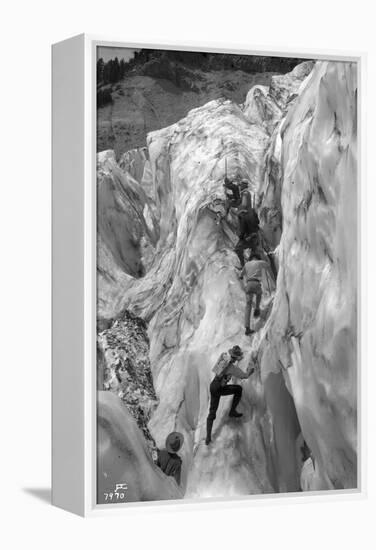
228,364,250,379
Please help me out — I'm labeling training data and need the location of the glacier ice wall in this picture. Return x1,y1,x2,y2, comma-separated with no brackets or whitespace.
259,61,357,490
97,60,357,498
97,391,182,503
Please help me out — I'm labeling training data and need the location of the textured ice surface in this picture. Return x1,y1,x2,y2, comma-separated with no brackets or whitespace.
259,61,357,489
97,61,357,498
97,151,159,321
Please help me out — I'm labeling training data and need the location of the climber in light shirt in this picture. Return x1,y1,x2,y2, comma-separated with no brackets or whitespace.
240,252,274,335
223,176,241,216
300,441,316,491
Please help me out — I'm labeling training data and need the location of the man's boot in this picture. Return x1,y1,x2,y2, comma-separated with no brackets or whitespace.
229,388,243,418
205,419,214,445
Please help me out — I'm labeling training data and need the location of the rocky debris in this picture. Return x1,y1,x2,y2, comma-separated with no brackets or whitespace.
98,310,158,456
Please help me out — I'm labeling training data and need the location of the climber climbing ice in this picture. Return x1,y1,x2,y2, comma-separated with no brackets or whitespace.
234,201,261,267
156,432,184,486
300,441,316,491
205,346,255,445
221,172,277,281
240,252,275,335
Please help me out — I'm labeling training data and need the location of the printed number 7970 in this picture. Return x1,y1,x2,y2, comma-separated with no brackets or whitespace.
104,492,125,501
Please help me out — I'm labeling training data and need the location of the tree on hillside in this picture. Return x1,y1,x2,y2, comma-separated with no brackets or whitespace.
97,57,105,83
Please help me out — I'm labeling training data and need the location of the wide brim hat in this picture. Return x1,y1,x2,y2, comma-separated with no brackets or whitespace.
166,431,184,453
229,345,244,359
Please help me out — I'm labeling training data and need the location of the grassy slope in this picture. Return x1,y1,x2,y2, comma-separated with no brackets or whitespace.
97,69,278,158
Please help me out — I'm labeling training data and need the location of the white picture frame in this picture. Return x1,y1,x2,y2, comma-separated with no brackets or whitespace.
52,34,365,517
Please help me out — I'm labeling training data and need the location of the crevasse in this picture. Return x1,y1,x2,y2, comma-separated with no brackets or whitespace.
97,60,357,499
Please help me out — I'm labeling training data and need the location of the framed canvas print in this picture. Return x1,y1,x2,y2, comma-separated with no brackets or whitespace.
52,34,364,516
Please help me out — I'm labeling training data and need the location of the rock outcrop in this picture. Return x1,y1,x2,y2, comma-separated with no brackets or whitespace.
98,310,158,455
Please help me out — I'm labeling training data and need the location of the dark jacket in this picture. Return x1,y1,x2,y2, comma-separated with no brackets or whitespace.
157,449,182,486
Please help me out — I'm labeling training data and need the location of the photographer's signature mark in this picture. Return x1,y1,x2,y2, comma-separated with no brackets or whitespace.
103,482,128,502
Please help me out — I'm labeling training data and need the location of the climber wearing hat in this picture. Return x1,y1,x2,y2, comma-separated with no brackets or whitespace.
156,432,184,486
223,176,241,216
205,345,255,445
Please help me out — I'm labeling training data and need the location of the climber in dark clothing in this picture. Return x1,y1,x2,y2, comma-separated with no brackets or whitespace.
157,432,184,486
234,206,260,267
223,177,241,216
206,345,255,445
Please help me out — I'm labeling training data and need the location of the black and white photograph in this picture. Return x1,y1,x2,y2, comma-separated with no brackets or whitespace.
5,0,376,546
96,46,358,504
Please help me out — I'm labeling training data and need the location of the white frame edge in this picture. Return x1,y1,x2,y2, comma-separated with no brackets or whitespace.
52,33,366,517
52,33,86,516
